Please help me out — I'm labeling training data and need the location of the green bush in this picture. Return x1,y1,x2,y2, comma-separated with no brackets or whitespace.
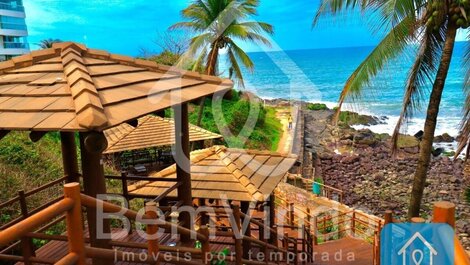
307,103,328,111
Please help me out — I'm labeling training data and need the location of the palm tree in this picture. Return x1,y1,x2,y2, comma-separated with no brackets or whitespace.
36,38,62,49
170,0,274,125
314,0,468,218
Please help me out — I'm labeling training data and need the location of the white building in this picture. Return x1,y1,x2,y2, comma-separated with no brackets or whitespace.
0,0,28,61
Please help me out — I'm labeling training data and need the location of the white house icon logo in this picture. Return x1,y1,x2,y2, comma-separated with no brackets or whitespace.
398,232,438,265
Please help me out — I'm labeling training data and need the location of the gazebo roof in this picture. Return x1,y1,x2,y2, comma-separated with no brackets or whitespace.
0,42,232,132
104,115,222,154
128,146,297,201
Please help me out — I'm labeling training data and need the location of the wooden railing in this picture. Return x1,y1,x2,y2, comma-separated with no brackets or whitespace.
0,176,68,261
0,182,303,265
303,179,344,203
274,189,382,265
0,182,212,265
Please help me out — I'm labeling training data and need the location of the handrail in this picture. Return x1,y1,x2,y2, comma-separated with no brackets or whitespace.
79,193,209,243
455,236,470,265
0,198,73,247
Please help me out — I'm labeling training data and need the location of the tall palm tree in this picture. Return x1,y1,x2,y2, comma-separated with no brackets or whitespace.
36,38,62,49
170,0,274,125
314,0,468,218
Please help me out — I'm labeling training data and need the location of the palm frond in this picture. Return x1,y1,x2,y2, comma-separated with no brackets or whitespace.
238,22,274,35
313,0,371,25
391,22,446,153
456,37,470,158
333,15,416,124
229,40,255,71
227,47,246,88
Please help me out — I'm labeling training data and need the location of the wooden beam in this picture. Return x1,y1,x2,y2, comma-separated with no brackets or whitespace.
79,132,112,265
60,132,80,183
173,103,192,243
0,130,10,140
29,131,48,142
269,193,276,245
241,201,251,259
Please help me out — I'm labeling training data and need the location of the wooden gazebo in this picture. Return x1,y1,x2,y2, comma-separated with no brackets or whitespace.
128,146,296,202
104,115,222,154
0,42,232,264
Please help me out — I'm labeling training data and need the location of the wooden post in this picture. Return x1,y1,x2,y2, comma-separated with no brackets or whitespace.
269,193,276,246
313,216,318,246
18,190,34,265
283,232,289,262
145,202,160,265
121,172,129,201
241,201,251,259
259,220,268,263
233,205,243,265
411,217,425,223
64,183,86,265
351,211,356,237
199,198,209,226
174,103,193,243
432,201,455,228
199,226,210,265
79,132,111,265
289,203,295,227
384,210,393,225
376,221,382,265
61,132,80,183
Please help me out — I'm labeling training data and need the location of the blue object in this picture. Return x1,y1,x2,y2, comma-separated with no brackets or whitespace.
381,223,454,265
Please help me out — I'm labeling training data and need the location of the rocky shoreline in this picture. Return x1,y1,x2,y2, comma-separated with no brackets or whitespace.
293,103,470,249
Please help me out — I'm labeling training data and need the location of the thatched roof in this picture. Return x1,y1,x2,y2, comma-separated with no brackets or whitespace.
128,146,297,201
104,115,222,154
0,42,232,132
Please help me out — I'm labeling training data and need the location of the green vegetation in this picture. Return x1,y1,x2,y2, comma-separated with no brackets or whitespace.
0,132,63,203
307,103,328,111
396,135,419,148
171,91,282,151
337,111,371,126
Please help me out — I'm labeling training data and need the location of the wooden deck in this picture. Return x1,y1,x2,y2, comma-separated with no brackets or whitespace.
21,230,373,265
312,237,373,265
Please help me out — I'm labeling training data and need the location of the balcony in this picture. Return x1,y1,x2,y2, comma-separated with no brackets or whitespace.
0,3,24,12
0,22,26,30
3,41,28,49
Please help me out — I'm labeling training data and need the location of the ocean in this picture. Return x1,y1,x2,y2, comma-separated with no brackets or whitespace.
223,42,467,137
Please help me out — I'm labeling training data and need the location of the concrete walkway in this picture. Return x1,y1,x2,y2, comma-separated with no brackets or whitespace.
276,106,299,154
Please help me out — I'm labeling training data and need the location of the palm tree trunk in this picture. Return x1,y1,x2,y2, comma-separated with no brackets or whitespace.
195,43,219,127
408,25,458,218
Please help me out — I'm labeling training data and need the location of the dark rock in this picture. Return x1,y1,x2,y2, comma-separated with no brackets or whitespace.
434,133,455,143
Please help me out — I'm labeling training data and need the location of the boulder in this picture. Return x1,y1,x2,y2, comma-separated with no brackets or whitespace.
353,129,378,146
434,133,455,143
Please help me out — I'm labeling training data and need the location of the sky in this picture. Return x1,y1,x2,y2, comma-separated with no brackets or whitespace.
23,0,468,56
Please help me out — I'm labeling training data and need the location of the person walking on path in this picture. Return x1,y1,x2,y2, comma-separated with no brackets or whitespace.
288,114,293,130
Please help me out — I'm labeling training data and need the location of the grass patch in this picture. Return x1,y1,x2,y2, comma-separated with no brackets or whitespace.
307,103,328,111
181,91,282,151
337,111,371,126
396,134,419,148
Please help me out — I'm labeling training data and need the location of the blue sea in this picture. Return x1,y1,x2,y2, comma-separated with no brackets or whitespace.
222,42,467,137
